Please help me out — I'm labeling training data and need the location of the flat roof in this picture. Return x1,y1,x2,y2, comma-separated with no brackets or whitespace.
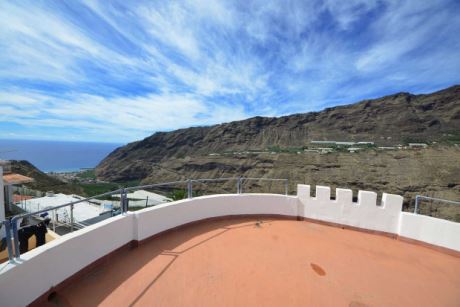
22,193,110,222
53,217,460,306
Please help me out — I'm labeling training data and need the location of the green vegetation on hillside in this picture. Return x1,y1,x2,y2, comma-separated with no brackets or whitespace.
78,182,120,196
76,169,97,180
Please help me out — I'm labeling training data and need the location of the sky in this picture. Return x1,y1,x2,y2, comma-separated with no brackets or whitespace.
0,0,459,143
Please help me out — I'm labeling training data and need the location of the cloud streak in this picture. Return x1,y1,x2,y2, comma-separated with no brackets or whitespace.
0,0,459,142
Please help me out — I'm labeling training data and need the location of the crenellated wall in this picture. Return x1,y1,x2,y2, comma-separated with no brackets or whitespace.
298,184,403,234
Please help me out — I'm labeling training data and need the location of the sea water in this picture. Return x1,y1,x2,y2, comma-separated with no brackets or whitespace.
0,139,121,172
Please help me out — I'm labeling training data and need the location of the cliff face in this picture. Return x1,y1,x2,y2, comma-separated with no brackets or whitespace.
96,85,460,182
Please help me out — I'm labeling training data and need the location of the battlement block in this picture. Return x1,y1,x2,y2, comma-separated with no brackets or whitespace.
315,186,331,201
336,188,353,205
358,191,377,209
297,184,310,200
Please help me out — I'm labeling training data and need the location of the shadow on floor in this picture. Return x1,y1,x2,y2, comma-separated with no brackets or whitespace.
56,217,279,306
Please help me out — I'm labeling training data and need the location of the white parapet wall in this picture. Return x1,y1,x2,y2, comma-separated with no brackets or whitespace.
298,184,403,234
135,194,299,241
399,212,460,251
0,214,135,307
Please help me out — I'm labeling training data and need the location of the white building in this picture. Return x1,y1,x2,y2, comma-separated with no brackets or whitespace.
311,140,337,145
112,190,172,207
18,193,112,224
409,143,428,148
335,141,356,146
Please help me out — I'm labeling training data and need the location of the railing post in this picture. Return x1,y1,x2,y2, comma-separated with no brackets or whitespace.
11,218,20,259
240,177,243,194
120,189,128,213
52,209,56,232
187,180,192,199
4,221,14,262
284,179,289,196
414,195,420,214
70,204,74,232
236,177,241,194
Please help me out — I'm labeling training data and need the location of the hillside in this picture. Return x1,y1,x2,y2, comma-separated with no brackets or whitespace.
96,85,460,183
10,160,84,195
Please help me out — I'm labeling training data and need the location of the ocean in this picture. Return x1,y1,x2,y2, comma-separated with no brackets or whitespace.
0,139,122,172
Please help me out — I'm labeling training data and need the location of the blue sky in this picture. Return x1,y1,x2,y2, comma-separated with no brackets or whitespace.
0,0,459,143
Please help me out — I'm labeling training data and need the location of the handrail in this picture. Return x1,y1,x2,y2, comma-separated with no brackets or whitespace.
243,177,287,181
191,177,238,182
124,180,189,192
10,189,123,222
414,195,460,214
5,176,289,261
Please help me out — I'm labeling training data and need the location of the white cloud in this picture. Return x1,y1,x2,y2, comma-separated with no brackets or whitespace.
0,0,459,142
324,0,379,30
355,0,453,72
0,90,249,142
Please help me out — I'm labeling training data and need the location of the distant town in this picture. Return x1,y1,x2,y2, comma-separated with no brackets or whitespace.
209,140,436,157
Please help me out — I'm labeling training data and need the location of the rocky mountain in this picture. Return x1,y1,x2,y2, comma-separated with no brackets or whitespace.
143,146,460,220
96,85,460,184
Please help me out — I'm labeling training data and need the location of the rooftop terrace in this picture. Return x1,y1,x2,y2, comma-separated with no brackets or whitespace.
0,181,459,306
52,217,460,307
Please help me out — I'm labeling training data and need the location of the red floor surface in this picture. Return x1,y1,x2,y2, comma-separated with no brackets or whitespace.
55,217,460,307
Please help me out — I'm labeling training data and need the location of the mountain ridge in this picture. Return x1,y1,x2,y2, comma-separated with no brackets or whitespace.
96,85,460,182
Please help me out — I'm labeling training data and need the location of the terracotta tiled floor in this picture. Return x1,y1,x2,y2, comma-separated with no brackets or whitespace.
56,217,460,307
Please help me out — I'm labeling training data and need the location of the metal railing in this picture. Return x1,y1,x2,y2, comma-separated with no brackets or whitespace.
123,177,289,198
414,195,460,215
2,177,288,262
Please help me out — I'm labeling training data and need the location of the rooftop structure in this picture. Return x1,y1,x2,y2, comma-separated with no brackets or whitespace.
112,190,172,207
2,173,34,185
18,193,113,225
0,182,459,306
335,141,356,146
311,141,374,146
1,162,34,221
409,143,428,148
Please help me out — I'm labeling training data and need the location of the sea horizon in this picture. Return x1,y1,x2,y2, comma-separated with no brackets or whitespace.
0,139,122,172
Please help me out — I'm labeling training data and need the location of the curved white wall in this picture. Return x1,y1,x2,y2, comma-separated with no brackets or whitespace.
399,212,460,251
0,191,458,307
135,194,299,241
0,214,135,307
